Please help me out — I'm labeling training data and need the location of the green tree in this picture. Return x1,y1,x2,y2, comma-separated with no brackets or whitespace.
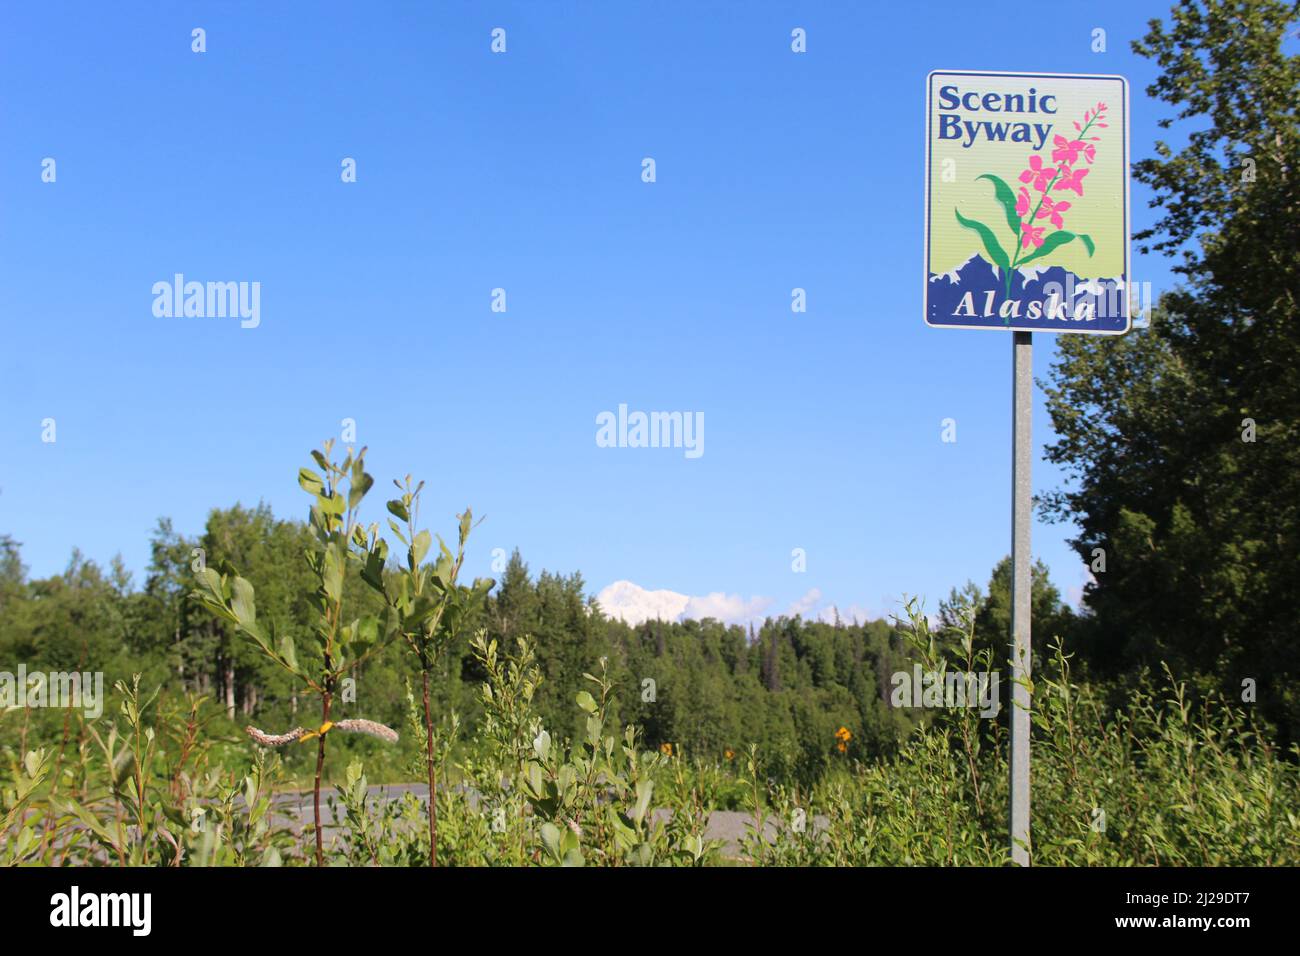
947,557,1077,666
1042,0,1300,741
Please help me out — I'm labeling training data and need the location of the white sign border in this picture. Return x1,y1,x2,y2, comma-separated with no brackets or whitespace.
923,69,1132,335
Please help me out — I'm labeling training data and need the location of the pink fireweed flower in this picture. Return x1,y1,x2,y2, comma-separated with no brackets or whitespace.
1019,155,1056,192
1051,135,1089,166
1051,136,1078,164
1016,186,1031,216
1020,221,1045,249
1054,165,1089,196
1036,196,1071,229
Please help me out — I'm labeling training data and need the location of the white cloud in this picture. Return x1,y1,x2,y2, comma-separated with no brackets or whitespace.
595,580,772,627
786,588,823,617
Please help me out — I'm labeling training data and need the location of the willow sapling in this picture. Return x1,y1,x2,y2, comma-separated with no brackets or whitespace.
191,442,396,865
366,476,493,866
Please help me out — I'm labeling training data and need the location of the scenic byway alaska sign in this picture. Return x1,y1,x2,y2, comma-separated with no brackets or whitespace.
924,71,1130,333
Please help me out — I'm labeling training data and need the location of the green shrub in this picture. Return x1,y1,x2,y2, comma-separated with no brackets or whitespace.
4,449,1296,867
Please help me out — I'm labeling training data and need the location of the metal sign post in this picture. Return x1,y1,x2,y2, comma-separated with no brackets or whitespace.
1010,330,1033,866
924,70,1130,866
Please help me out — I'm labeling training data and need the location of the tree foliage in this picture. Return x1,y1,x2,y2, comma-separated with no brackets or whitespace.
1042,0,1300,743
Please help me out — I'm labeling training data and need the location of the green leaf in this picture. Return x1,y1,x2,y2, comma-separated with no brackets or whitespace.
412,530,432,568
354,524,372,550
633,779,654,827
13,826,33,859
628,843,654,866
433,550,454,589
278,634,298,671
1017,230,1095,266
575,690,597,714
57,798,122,852
360,549,387,593
192,567,228,606
539,822,562,859
230,576,257,626
298,468,324,496
524,761,545,799
348,472,374,510
977,173,1021,237
387,519,408,545
322,549,344,603
23,750,43,779
386,500,409,522
556,764,576,798
954,208,1010,276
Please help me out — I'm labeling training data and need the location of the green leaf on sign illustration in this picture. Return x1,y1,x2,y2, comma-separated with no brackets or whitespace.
954,208,1010,276
976,173,1021,237
1018,230,1095,267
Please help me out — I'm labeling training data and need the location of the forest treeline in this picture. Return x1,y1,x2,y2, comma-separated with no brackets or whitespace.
1,495,1292,789
0,518,1080,786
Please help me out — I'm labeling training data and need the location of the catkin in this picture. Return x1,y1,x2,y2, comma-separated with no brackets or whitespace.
245,725,306,746
244,719,398,746
334,718,399,743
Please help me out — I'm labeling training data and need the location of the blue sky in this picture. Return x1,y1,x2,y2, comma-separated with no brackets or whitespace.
0,1,1182,626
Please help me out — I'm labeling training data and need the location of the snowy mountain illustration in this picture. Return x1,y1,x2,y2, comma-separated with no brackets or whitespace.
927,254,1128,332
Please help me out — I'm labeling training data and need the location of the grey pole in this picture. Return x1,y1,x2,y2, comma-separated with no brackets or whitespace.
1010,330,1033,866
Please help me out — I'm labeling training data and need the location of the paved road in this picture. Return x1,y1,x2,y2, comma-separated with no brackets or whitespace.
270,784,815,856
